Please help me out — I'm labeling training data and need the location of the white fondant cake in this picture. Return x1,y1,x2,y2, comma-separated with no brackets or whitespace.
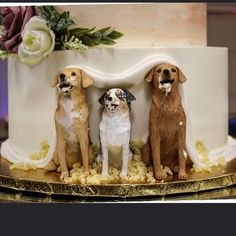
0,47,230,166
1,3,236,173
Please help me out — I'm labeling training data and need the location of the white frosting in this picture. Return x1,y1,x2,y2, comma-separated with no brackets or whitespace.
1,47,235,168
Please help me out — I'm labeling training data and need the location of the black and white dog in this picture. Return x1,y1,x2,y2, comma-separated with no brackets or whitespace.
98,88,136,177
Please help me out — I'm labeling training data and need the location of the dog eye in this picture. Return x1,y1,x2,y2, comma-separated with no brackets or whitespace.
171,68,177,73
71,72,76,76
156,69,162,73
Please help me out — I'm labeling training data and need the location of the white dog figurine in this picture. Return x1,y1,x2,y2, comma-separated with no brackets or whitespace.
98,88,136,177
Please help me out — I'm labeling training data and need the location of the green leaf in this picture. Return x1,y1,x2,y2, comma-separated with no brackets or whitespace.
37,5,124,50
91,40,101,46
80,36,95,46
92,31,102,40
38,6,56,20
106,31,124,40
69,27,96,37
56,18,66,30
103,27,115,36
67,19,75,27
98,26,113,34
61,11,68,19
99,38,116,45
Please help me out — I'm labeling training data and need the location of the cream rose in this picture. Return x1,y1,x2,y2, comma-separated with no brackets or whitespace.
18,16,55,66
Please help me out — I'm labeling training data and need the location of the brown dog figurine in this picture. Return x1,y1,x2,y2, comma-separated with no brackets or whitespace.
45,67,93,180
142,63,188,180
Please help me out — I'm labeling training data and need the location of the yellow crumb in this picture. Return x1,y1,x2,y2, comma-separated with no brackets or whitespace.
191,141,226,173
29,140,50,160
10,163,38,171
130,140,144,155
191,163,212,173
65,140,157,184
10,140,50,171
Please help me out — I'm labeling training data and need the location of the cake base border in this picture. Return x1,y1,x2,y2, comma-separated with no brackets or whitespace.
0,172,236,199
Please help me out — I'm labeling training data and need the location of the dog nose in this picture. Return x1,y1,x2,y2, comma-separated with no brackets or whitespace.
163,69,170,75
59,73,66,82
107,96,113,101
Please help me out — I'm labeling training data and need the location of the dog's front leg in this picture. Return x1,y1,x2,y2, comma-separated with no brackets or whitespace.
150,135,166,180
101,143,109,176
150,124,167,180
120,145,130,177
57,125,68,180
79,126,89,171
178,123,188,180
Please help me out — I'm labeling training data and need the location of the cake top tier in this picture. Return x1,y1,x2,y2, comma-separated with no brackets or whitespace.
57,3,207,47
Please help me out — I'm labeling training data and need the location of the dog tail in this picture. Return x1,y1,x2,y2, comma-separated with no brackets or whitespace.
141,142,152,166
44,161,58,171
44,148,58,171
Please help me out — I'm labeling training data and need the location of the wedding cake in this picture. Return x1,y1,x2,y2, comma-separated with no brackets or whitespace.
1,3,235,185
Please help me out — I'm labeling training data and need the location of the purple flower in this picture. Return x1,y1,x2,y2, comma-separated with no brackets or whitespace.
0,6,36,53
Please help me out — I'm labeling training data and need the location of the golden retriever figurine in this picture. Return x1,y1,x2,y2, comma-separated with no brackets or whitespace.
45,67,93,180
142,63,188,180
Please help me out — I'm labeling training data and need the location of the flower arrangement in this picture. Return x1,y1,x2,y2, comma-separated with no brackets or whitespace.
0,6,123,65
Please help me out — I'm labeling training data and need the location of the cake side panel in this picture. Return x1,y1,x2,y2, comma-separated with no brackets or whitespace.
55,48,227,151
3,48,227,165
57,3,206,46
180,48,228,150
7,55,57,156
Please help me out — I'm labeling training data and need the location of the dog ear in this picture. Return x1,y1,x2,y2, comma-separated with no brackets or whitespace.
98,92,107,105
177,67,187,83
81,70,93,88
145,68,155,83
123,89,136,103
123,89,136,112
50,73,59,88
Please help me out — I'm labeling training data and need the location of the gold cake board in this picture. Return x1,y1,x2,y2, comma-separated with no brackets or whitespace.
1,156,236,201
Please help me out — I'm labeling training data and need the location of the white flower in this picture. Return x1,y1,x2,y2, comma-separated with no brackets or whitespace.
18,16,55,66
63,35,88,50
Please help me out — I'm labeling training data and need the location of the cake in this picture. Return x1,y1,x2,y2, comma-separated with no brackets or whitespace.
1,3,236,186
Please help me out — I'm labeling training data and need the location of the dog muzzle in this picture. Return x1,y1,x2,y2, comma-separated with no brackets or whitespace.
159,79,174,96
105,102,120,112
57,83,73,95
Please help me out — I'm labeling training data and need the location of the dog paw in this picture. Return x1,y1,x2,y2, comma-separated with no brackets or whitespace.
120,171,128,177
155,170,167,180
101,171,109,176
163,166,173,176
178,171,188,180
60,171,69,181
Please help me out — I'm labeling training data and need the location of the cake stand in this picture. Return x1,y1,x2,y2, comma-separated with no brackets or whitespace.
1,152,236,202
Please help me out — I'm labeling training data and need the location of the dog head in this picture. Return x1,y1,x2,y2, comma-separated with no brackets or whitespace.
99,88,136,113
51,68,93,95
145,64,187,95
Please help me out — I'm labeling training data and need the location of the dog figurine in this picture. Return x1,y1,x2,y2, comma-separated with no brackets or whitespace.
142,63,188,180
45,67,93,180
98,88,136,177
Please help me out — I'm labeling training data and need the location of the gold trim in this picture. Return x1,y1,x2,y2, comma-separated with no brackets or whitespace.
0,171,236,198
0,157,236,199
